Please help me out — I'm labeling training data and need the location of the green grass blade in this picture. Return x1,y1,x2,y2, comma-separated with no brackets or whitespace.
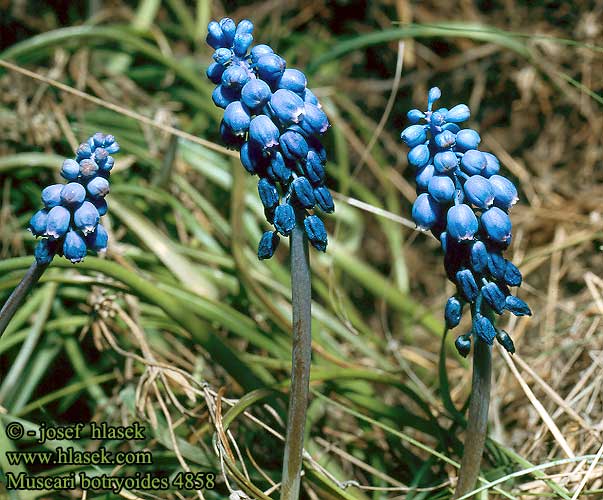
309,22,531,71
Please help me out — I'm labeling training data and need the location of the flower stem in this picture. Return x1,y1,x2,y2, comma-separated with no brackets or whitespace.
454,336,492,499
0,260,49,340
280,211,312,500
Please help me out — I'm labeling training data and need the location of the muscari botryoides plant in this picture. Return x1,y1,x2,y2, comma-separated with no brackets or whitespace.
206,17,332,500
400,88,531,498
0,134,118,337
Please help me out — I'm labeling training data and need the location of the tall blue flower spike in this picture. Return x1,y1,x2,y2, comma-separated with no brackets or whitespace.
206,18,333,259
401,88,530,356
29,133,118,264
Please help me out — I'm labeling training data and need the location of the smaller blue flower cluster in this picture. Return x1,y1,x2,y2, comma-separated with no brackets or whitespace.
401,88,530,357
28,133,119,265
206,18,333,259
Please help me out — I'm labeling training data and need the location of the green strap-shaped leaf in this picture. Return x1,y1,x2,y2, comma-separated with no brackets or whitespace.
0,257,269,391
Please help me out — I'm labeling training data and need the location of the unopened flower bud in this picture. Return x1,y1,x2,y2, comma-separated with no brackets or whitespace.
258,231,280,260
473,313,496,344
445,296,463,329
455,335,471,357
304,214,328,252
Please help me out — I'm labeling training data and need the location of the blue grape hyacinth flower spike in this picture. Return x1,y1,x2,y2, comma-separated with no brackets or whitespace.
401,88,530,357
206,17,333,261
29,133,118,264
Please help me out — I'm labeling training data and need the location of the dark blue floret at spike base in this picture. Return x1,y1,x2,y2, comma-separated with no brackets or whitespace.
401,88,530,357
206,17,333,259
28,133,118,265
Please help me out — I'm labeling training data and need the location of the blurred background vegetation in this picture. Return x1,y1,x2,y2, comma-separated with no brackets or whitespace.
0,1,602,499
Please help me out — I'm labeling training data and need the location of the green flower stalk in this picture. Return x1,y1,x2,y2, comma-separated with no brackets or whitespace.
282,214,312,499
400,89,530,497
205,17,332,500
0,133,118,340
0,260,50,336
